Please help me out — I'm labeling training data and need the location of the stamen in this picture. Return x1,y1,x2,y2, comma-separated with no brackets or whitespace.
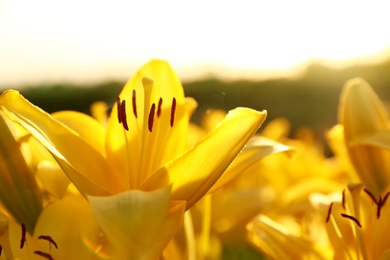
20,223,26,249
148,103,156,132
120,100,129,131
326,202,333,223
364,188,379,205
0,245,2,256
382,191,390,207
38,235,58,250
170,97,176,127
341,213,362,228
116,96,122,124
157,97,163,118
377,192,390,219
34,251,54,260
132,89,138,118
341,189,346,210
377,195,383,219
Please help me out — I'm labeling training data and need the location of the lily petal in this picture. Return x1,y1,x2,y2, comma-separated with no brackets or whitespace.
0,90,122,196
208,136,294,193
140,108,267,209
88,187,186,259
0,110,42,233
339,78,390,195
52,110,107,157
34,196,102,260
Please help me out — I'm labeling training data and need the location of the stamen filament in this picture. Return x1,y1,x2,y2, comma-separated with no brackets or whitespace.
116,96,122,124
342,189,346,210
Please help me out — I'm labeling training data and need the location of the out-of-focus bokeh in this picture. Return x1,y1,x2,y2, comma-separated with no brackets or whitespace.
1,0,390,149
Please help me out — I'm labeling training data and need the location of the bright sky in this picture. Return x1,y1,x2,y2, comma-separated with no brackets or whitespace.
1,0,390,88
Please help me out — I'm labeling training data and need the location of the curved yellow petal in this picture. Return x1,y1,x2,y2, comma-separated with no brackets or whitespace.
0,110,42,233
88,187,186,259
36,160,70,199
339,78,390,195
0,90,122,196
140,108,267,209
247,215,325,260
34,196,102,260
208,136,294,193
52,110,107,157
340,77,389,139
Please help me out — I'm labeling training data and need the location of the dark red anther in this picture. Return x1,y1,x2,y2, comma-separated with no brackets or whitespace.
0,244,2,256
132,89,138,118
326,202,333,223
116,96,122,124
377,192,390,219
364,188,379,205
121,100,129,131
20,223,26,249
148,103,156,132
157,97,163,118
38,235,58,250
170,97,176,127
341,189,346,210
34,251,54,260
341,213,362,228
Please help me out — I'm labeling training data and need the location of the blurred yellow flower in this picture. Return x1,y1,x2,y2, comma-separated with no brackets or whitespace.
0,59,266,258
336,77,390,196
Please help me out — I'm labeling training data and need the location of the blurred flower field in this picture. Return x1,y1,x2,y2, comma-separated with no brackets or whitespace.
1,59,390,259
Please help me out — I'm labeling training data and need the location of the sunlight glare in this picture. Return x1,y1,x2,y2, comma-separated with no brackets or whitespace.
0,0,390,86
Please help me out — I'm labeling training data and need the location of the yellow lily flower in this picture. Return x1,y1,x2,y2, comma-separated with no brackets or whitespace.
1,194,104,260
338,77,390,196
0,59,266,258
315,183,390,259
245,127,349,259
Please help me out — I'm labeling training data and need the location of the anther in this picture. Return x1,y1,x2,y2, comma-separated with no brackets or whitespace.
0,244,2,256
170,97,176,127
157,97,163,118
132,89,138,118
120,100,129,131
34,251,54,260
341,213,362,228
148,103,156,132
382,192,390,207
377,192,390,219
341,189,346,210
364,188,379,205
116,96,122,124
38,235,58,250
20,223,26,249
326,202,333,223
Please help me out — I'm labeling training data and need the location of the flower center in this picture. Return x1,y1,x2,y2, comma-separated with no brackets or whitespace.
116,90,177,132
